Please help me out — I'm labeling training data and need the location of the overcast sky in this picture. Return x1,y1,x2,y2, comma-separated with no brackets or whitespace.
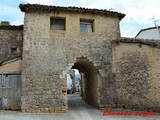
0,0,160,37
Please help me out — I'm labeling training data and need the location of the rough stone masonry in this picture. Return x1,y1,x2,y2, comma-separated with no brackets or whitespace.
19,3,125,113
112,38,160,112
0,24,23,63
0,3,156,113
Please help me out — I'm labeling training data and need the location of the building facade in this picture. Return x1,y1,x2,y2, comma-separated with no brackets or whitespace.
19,4,125,112
0,23,23,63
0,22,23,110
135,26,160,39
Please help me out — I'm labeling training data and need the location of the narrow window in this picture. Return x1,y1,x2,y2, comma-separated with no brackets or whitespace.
80,19,94,32
50,18,65,30
11,48,17,54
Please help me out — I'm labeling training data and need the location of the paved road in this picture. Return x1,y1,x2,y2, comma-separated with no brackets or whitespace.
0,93,159,120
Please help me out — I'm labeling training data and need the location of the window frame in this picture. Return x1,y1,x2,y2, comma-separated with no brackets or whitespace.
50,17,66,31
80,19,94,32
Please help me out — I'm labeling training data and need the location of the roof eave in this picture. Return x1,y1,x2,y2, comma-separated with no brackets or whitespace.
19,4,125,20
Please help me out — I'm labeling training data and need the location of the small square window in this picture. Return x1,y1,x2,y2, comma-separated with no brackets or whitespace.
11,48,17,54
80,19,94,32
50,18,65,30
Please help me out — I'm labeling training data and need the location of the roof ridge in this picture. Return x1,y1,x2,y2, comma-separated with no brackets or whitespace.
0,25,23,30
19,3,125,20
112,37,160,47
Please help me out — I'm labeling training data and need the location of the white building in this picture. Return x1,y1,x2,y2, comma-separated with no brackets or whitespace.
135,26,160,40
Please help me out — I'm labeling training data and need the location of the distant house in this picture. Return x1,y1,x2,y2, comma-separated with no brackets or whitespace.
67,69,81,94
135,26,160,40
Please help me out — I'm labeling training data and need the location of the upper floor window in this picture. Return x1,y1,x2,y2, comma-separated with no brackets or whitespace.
80,19,94,32
50,18,65,30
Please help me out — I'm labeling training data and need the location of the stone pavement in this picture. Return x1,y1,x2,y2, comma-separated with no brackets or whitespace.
0,93,159,120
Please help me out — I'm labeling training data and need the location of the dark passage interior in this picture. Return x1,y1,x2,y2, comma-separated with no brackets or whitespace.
67,58,99,109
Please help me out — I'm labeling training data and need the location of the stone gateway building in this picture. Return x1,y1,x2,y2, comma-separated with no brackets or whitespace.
19,4,125,112
0,3,160,113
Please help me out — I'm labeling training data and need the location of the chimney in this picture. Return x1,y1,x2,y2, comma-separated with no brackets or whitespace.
1,21,10,26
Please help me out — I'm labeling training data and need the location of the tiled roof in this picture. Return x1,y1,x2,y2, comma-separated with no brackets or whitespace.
19,4,125,20
0,25,23,30
112,37,160,47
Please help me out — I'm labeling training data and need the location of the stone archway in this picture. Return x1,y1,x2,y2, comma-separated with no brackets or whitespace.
68,57,101,108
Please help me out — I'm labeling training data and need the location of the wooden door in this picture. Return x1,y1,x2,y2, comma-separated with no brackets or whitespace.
0,73,21,110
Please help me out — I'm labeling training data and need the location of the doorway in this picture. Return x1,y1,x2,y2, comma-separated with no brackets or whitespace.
66,57,100,109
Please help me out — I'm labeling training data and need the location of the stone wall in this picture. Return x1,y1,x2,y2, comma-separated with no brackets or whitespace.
21,11,121,112
0,26,23,62
112,38,160,112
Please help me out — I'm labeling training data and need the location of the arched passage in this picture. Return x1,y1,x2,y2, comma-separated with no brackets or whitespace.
69,57,100,108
